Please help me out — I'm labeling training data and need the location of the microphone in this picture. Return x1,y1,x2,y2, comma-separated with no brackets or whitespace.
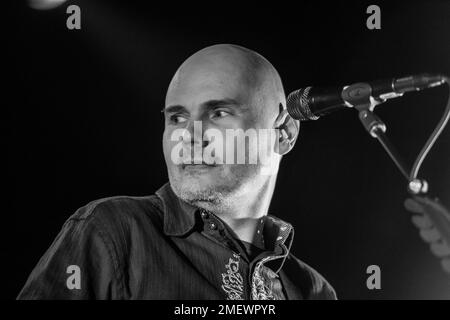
286,73,446,121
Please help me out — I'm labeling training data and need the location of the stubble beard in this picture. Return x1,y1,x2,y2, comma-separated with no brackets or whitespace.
168,164,260,212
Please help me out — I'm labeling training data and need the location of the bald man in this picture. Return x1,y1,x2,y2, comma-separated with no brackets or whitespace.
17,44,336,300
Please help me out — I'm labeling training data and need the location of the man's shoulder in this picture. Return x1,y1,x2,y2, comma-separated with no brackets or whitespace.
282,253,337,300
17,194,165,300
66,194,165,235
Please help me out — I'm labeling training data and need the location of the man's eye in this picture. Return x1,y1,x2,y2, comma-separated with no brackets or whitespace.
169,115,188,124
211,110,230,118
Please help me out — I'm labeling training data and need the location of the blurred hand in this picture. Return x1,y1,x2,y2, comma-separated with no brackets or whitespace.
404,196,450,274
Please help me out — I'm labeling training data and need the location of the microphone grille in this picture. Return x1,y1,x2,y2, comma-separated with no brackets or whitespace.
286,87,319,121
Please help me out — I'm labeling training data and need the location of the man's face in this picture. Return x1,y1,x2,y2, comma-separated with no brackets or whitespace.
162,52,278,206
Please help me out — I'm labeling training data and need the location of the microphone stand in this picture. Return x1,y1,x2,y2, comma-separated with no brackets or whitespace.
287,78,450,274
354,100,429,195
355,99,450,276
358,109,410,180
327,79,450,275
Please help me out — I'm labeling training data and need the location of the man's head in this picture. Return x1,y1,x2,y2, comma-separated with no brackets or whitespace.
162,44,299,210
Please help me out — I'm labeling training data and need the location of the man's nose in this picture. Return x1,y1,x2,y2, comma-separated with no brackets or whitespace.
182,120,209,148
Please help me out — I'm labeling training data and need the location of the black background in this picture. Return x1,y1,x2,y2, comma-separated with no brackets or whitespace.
6,0,450,299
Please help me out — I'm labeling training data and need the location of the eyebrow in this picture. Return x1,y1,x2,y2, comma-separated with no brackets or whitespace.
162,105,187,115
162,99,243,114
203,99,241,109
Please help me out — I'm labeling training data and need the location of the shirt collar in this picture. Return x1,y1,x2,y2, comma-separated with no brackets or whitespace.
155,182,294,251
155,182,198,237
263,214,294,251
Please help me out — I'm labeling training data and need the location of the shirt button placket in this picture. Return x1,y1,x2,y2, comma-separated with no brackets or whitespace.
209,222,217,231
200,209,218,232
200,210,209,219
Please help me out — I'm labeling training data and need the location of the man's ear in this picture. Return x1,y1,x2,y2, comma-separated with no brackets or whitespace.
274,103,300,155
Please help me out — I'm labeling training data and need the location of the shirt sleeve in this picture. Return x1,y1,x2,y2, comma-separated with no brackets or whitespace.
280,254,338,300
309,276,337,300
17,216,123,300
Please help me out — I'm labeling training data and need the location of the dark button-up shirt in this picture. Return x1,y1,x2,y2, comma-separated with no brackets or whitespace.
17,183,336,300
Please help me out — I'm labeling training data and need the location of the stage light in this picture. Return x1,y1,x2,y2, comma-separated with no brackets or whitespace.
28,0,67,10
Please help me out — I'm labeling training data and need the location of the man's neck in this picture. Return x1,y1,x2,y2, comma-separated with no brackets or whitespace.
202,177,276,246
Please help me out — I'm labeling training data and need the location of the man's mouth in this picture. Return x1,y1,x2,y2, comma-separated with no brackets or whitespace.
181,162,218,170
